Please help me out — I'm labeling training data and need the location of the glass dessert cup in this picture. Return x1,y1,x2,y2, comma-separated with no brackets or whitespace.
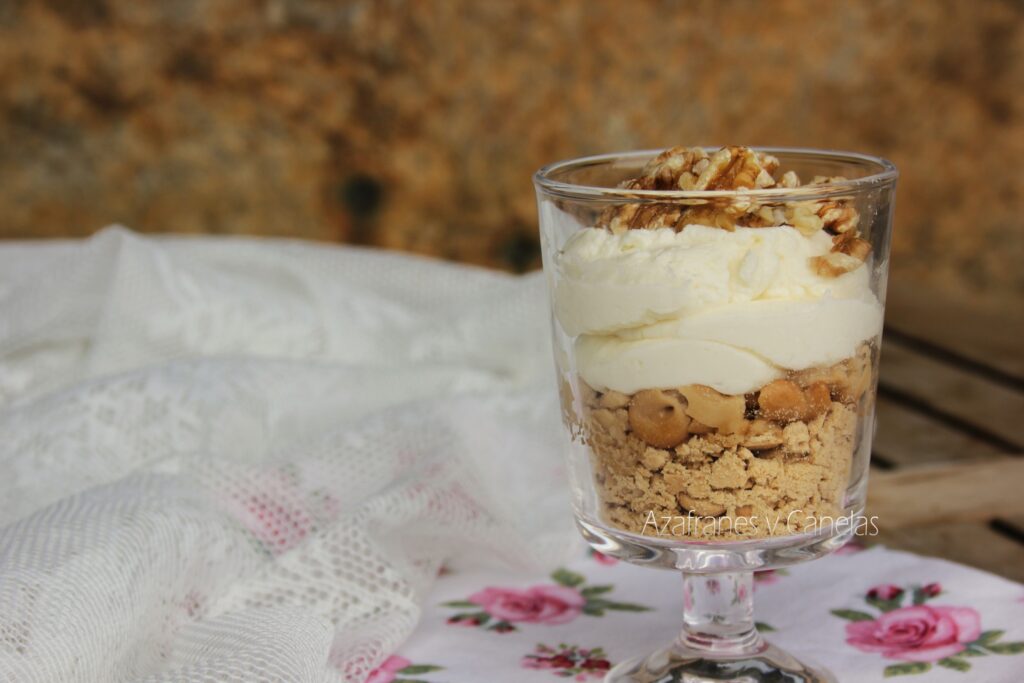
535,147,897,682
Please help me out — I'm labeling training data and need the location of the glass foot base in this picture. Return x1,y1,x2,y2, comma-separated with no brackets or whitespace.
605,642,836,683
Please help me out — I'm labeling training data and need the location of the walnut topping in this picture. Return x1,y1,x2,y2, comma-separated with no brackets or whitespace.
784,202,825,236
597,145,864,246
641,146,712,190
598,146,779,233
833,233,872,260
811,175,848,185
808,231,873,278
780,170,801,188
819,202,860,234
599,200,686,234
785,195,860,237
624,145,780,193
810,251,865,278
681,204,741,231
693,146,779,191
596,145,875,280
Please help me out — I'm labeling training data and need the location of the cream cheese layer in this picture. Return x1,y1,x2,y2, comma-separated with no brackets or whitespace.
553,225,882,395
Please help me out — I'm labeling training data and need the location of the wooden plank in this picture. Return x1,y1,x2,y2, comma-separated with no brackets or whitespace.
878,339,1024,449
867,459,1024,528
870,283,1024,582
872,522,1024,584
885,279,1024,381
873,396,1007,466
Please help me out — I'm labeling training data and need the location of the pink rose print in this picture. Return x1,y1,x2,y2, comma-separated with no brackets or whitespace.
523,643,611,680
845,605,981,662
442,568,648,633
833,581,1024,676
364,656,443,683
469,585,585,625
867,584,904,601
365,656,410,683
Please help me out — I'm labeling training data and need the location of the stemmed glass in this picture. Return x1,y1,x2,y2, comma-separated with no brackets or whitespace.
534,147,897,682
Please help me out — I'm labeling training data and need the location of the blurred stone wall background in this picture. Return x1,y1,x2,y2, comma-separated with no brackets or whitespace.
0,0,1020,306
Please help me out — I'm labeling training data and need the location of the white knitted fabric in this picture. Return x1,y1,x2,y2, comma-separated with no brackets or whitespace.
0,228,577,682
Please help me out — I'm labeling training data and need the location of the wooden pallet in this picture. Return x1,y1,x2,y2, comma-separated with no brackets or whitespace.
866,279,1024,582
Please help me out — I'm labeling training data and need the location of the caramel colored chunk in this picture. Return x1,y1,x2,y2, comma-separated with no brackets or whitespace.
791,351,876,406
804,382,832,419
758,380,808,422
628,390,691,448
678,385,747,434
758,380,833,422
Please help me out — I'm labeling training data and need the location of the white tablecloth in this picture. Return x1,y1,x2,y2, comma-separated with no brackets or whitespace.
0,228,1021,682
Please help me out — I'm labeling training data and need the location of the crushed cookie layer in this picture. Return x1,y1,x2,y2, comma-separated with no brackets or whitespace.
577,346,874,540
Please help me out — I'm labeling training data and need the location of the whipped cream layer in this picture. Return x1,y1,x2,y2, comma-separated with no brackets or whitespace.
554,225,883,395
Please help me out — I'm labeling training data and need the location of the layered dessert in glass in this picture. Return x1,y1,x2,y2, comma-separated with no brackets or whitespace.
544,146,885,542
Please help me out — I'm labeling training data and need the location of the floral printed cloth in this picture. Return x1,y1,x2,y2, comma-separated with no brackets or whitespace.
384,544,1024,683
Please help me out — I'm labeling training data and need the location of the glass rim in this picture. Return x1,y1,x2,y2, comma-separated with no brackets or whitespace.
533,146,898,202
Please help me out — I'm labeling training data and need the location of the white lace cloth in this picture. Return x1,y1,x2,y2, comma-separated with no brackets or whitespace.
0,228,577,682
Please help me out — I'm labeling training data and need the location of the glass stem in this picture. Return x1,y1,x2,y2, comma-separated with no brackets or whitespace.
679,572,765,655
